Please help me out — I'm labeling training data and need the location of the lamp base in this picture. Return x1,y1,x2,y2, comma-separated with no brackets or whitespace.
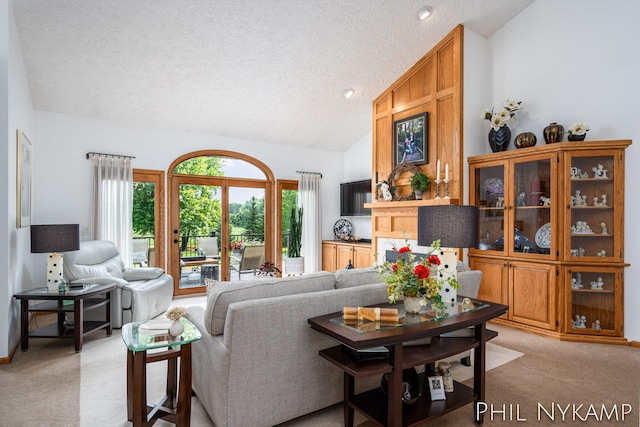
434,248,458,305
47,253,64,292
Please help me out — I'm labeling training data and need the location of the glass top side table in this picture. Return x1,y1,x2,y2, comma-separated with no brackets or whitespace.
122,317,202,352
122,316,201,426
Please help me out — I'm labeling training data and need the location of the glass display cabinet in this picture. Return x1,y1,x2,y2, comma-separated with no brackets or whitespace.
468,140,630,343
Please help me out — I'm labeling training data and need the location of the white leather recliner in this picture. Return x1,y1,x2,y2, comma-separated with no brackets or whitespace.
63,240,174,328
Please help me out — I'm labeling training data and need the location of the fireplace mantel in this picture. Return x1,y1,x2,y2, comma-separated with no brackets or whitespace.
364,198,459,256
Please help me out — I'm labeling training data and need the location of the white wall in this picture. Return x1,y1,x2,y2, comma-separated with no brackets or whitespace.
480,0,640,341
341,131,373,239
1,0,35,359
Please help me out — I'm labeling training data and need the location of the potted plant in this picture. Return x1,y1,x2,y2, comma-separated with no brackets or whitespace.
257,262,281,277
284,207,304,275
410,172,430,200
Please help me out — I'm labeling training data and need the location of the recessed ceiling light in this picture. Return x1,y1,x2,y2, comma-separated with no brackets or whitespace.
342,89,355,99
417,6,432,20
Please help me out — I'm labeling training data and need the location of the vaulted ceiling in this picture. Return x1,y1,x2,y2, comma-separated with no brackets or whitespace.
11,0,534,151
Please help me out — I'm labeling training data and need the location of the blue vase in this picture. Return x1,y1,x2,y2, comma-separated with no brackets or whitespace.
488,126,511,152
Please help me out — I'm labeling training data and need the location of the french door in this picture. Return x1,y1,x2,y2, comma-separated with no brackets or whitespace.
169,175,273,295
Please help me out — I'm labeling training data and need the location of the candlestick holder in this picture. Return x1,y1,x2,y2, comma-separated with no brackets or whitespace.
444,179,451,199
435,179,442,199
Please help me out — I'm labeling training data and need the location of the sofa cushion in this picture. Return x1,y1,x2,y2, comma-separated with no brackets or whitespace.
334,267,382,289
204,271,336,336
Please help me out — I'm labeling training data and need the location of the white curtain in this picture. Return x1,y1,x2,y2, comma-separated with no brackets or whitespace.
298,172,322,273
90,154,133,266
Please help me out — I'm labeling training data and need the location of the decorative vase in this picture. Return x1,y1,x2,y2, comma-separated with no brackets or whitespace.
169,319,184,337
543,122,564,144
488,126,511,152
514,132,537,149
568,133,586,141
403,296,422,314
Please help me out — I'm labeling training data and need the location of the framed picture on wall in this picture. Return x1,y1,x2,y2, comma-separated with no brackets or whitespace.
17,129,32,228
393,112,427,166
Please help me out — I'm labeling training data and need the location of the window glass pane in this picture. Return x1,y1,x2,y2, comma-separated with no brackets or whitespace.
173,156,264,179
133,181,156,267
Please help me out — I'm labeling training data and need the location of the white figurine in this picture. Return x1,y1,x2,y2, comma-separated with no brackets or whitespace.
592,164,608,178
592,320,601,330
600,195,607,206
597,250,606,257
572,190,583,206
380,183,393,201
600,222,608,234
571,220,593,234
593,196,599,206
571,278,578,289
570,166,581,179
517,193,526,206
540,196,551,206
496,196,504,208
573,314,586,328
575,272,583,288
591,277,604,290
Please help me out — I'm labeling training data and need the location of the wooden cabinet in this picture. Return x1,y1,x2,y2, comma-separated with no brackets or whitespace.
322,241,373,272
468,140,631,343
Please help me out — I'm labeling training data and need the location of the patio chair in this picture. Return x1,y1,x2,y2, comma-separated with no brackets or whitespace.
197,237,220,261
132,239,149,267
230,245,265,279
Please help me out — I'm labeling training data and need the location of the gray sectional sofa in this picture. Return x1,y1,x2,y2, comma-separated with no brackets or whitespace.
185,265,482,427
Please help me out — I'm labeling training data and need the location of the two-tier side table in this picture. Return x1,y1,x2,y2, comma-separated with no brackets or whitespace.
14,283,116,352
308,298,508,426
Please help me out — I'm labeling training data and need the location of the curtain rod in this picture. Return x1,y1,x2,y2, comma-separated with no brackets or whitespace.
296,170,323,178
86,152,136,160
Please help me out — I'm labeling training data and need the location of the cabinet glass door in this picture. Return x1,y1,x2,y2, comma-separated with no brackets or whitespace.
567,267,617,334
511,158,552,257
474,165,505,253
568,154,615,260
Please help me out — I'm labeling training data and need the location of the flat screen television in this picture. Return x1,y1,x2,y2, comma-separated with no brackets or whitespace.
340,179,372,216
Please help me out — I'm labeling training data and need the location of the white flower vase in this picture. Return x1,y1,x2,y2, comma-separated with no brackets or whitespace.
169,319,184,337
403,296,422,314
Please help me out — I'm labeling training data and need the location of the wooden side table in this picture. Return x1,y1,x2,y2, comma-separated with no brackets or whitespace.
308,299,508,426
121,317,202,426
14,283,116,352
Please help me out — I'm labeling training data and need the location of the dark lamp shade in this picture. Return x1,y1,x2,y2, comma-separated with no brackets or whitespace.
417,206,479,248
30,224,80,253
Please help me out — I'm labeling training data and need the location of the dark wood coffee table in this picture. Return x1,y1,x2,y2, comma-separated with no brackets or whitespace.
14,283,116,352
308,298,508,426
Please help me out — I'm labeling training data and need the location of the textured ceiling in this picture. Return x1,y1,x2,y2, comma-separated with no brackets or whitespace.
11,0,534,151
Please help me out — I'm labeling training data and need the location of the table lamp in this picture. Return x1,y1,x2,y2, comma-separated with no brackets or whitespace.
31,224,80,291
417,206,478,305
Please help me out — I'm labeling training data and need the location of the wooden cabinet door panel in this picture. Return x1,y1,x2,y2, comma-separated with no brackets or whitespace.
354,246,373,269
470,257,508,307
322,243,337,272
336,245,353,270
510,262,556,330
